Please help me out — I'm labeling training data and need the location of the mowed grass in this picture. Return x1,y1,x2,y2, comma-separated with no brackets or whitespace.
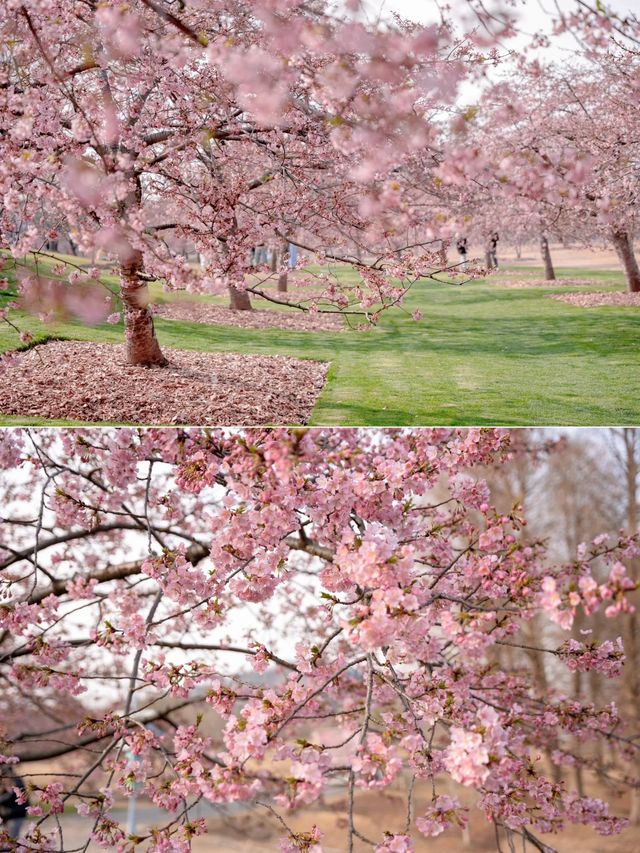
0,260,637,426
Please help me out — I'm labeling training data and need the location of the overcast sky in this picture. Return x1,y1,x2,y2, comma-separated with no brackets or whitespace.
361,0,635,58
362,0,634,29
358,0,635,104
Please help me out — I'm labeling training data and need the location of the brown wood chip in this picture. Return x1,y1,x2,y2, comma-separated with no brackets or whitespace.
1,341,328,425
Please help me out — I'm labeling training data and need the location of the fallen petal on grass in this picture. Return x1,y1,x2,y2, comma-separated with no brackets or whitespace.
548,292,640,308
155,302,345,332
494,278,601,289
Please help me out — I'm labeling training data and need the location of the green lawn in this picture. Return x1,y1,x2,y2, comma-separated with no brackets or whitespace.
0,262,637,426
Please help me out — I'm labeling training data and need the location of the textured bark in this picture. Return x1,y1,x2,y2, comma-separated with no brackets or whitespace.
278,241,289,291
611,229,640,292
228,285,253,311
572,669,585,796
619,429,640,824
277,271,288,292
120,256,167,367
540,234,556,280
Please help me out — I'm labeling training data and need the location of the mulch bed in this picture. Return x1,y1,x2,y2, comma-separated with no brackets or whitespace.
2,340,328,425
155,301,345,333
548,291,640,308
494,278,600,289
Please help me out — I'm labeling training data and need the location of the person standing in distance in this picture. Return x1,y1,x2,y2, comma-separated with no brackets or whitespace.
456,236,469,271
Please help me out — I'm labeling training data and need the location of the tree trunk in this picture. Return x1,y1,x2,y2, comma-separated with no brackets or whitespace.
572,670,583,789
278,241,289,292
540,234,556,280
611,229,640,292
120,257,167,367
270,247,278,273
524,616,563,783
228,285,252,311
619,429,640,824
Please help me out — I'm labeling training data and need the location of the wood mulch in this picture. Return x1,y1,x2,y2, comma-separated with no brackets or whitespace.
1,340,328,425
154,301,345,332
548,291,640,308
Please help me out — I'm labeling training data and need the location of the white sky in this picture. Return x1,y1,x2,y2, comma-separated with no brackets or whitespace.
364,0,634,34
359,0,636,103
362,0,636,63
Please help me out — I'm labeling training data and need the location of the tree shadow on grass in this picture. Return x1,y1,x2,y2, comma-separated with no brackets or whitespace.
152,305,637,365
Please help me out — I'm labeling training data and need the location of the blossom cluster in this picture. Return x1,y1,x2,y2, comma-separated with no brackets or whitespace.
0,427,636,851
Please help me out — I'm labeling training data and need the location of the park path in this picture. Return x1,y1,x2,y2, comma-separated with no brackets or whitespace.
454,243,621,270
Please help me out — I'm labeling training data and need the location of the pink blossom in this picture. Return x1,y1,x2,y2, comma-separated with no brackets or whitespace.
443,728,490,786
558,638,625,678
376,834,414,852
279,824,323,852
352,733,402,788
0,427,634,848
416,795,467,837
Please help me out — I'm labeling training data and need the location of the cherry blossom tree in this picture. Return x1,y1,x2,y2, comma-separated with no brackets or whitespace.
0,0,495,365
0,427,638,852
556,6,640,291
449,40,640,288
392,1,638,287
